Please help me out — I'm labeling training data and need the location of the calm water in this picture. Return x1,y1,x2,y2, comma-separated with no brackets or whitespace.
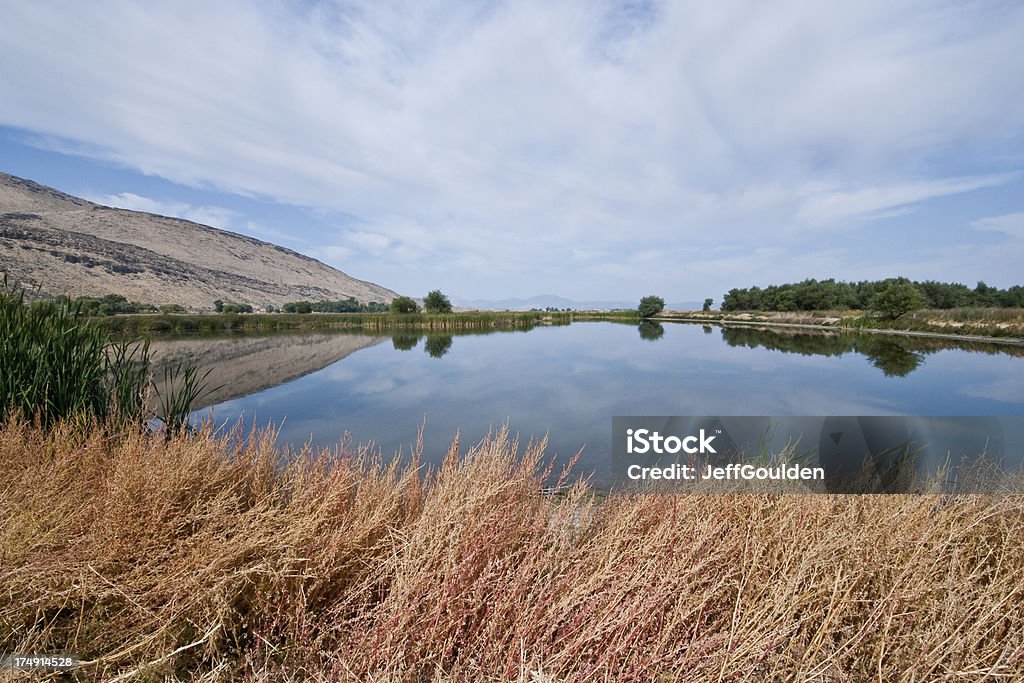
156,322,1024,485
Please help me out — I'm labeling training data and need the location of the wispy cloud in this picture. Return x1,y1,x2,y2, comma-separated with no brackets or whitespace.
971,212,1024,240
2,1,1023,297
795,175,1017,227
84,192,238,230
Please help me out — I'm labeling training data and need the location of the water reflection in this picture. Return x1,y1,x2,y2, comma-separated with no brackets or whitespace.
392,333,421,351
424,335,454,359
818,416,918,492
389,333,456,358
718,326,1021,377
638,321,664,341
816,416,1013,493
858,338,924,377
158,322,1024,485
149,331,386,410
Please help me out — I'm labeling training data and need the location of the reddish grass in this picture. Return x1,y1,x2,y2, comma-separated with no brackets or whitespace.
2,420,1023,681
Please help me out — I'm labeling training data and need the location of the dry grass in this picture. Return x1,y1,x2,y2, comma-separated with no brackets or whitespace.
2,420,1023,682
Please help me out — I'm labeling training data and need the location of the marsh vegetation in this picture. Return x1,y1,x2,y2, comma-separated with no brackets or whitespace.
0,283,210,435
3,420,1023,681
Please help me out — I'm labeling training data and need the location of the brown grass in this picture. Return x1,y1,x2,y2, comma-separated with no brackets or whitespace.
2,420,1023,682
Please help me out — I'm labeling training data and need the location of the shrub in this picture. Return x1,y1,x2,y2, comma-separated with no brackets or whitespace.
872,280,926,320
391,296,420,314
71,293,157,316
424,289,453,314
638,295,665,318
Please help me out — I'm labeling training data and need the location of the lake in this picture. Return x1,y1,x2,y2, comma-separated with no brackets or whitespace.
150,321,1024,487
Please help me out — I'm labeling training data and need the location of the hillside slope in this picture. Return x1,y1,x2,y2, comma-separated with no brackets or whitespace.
0,173,398,310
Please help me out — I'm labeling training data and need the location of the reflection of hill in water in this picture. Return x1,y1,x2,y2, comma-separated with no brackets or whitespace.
148,332,387,409
720,326,1024,377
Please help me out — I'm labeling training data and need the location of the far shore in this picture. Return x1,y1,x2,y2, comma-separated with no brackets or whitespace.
85,306,1024,345
651,308,1024,346
656,315,1024,346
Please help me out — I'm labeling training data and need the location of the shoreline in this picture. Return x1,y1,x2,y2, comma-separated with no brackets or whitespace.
95,309,576,336
654,316,1024,346
88,308,1024,346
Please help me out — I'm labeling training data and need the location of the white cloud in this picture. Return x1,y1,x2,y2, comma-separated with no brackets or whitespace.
341,231,394,253
84,192,237,230
2,1,1024,296
243,221,309,246
794,175,1015,227
970,212,1024,239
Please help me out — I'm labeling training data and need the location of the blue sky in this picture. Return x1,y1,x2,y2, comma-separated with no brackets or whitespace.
2,1,1024,302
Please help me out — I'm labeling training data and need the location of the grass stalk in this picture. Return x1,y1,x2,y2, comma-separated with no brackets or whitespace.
2,419,1022,681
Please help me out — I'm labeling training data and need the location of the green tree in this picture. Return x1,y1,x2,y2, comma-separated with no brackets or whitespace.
391,296,420,314
702,298,713,312
719,277,1024,312
424,289,453,314
214,299,224,313
638,295,665,318
295,301,313,314
871,280,926,320
973,281,999,307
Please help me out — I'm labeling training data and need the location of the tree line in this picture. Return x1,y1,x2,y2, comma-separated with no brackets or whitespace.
720,278,1024,312
281,298,389,314
389,290,452,314
282,291,453,315
61,294,185,316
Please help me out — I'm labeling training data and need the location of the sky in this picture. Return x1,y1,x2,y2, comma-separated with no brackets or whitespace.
2,0,1024,303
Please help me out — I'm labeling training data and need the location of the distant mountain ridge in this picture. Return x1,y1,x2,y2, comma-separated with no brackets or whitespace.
0,172,398,310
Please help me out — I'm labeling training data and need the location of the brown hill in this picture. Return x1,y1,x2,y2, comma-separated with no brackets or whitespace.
0,172,398,310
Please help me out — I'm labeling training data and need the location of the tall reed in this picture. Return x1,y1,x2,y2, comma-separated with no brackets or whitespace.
154,361,215,438
2,283,111,427
0,280,207,432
